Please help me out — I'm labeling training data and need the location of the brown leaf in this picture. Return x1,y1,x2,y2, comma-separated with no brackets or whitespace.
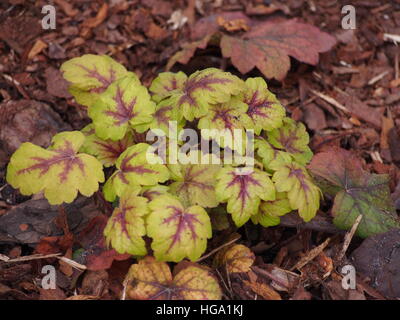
221,19,336,80
243,280,281,300
82,3,109,29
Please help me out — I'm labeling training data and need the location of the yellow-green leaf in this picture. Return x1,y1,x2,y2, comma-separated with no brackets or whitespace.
6,131,104,204
147,195,212,262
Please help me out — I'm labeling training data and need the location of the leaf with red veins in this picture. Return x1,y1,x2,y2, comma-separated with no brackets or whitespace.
89,76,155,141
168,152,221,208
308,148,400,237
163,68,245,121
271,161,320,222
139,99,186,136
141,185,170,201
61,54,135,107
198,97,253,152
149,71,188,102
215,166,275,227
103,143,170,202
126,256,221,300
6,131,104,205
147,195,212,262
104,192,148,256
81,124,134,167
220,19,336,80
240,77,285,134
267,117,313,165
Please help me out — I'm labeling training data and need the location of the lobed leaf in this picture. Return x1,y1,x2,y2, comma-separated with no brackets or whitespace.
161,68,245,121
88,76,155,141
126,257,221,300
103,143,170,202
241,77,285,134
6,131,104,205
308,148,400,237
252,192,292,227
147,195,212,262
267,118,313,165
168,152,221,208
272,162,320,222
104,191,148,256
255,138,292,172
215,166,275,227
149,71,187,103
81,124,134,167
214,244,255,273
61,54,133,106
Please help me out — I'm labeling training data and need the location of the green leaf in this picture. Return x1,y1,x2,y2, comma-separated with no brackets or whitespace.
267,117,313,165
147,194,212,262
6,131,104,204
168,151,221,208
126,256,221,300
61,54,133,106
104,191,148,256
215,166,276,227
308,148,400,237
103,143,170,202
272,162,320,222
255,138,292,172
88,75,155,141
149,71,187,103
161,68,245,121
252,192,292,227
240,77,285,134
81,124,134,167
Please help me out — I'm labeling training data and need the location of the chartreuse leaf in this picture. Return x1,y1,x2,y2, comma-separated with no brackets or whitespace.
252,192,292,227
141,99,186,136
104,191,148,256
168,151,221,208
141,185,170,201
214,244,255,273
88,76,155,141
309,148,400,238
255,138,292,172
103,143,170,202
81,124,134,167
61,54,134,106
149,71,187,103
240,77,285,134
162,68,245,121
215,166,276,227
271,162,320,222
126,256,221,300
198,97,253,151
6,131,104,205
147,194,212,262
267,117,313,165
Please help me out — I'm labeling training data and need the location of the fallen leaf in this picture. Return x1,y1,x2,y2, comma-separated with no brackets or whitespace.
126,256,221,300
82,3,109,29
308,148,400,237
214,244,255,273
243,280,281,300
351,229,400,299
221,19,336,80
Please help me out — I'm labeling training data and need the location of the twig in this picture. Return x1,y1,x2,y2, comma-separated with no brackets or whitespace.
290,238,331,271
383,33,400,45
0,253,61,263
196,235,241,262
336,215,362,261
57,256,86,270
368,70,390,85
309,89,349,113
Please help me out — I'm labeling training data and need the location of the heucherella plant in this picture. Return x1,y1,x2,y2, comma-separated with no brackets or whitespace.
6,55,321,271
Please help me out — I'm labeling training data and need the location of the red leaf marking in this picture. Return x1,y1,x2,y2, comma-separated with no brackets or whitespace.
246,90,272,119
116,151,156,185
178,166,214,192
112,199,135,238
93,139,128,163
227,172,261,213
105,86,137,126
178,74,232,107
211,106,236,131
288,165,309,192
76,64,116,93
163,205,202,253
154,105,172,126
17,140,85,183
277,129,301,153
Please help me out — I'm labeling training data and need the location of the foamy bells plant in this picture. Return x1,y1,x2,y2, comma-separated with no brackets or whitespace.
6,54,321,263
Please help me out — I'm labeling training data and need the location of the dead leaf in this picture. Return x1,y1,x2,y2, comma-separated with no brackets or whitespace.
243,280,281,300
82,3,109,29
28,39,48,60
